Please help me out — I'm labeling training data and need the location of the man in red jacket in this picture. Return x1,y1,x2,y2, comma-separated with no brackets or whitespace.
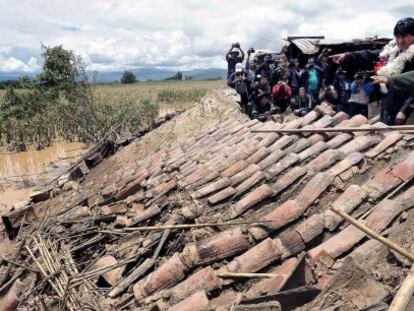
272,81,292,112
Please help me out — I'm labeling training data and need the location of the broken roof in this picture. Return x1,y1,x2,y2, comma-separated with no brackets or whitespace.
2,97,414,310
288,37,391,55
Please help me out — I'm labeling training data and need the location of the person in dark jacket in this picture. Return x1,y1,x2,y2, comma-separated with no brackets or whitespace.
226,43,245,78
246,75,272,118
372,71,414,123
288,58,302,95
331,17,414,124
255,55,277,86
333,68,351,113
227,63,253,113
251,90,278,121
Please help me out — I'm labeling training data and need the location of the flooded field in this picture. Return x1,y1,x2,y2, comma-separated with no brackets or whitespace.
0,142,88,209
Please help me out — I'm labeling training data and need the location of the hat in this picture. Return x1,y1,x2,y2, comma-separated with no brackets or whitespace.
235,63,243,73
394,17,414,37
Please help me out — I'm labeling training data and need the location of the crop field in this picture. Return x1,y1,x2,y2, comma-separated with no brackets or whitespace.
0,79,225,151
92,79,224,111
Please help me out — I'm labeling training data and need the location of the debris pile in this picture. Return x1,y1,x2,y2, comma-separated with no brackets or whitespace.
1,92,414,310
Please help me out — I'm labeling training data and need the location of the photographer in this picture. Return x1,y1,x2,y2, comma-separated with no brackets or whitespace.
227,63,253,113
288,58,302,95
226,42,245,78
255,55,277,86
247,75,272,118
301,57,324,104
330,17,414,124
333,68,351,113
348,72,374,117
272,80,292,113
251,90,279,121
290,87,314,117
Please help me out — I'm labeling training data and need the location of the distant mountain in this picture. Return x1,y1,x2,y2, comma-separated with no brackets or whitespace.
0,67,226,83
94,67,226,83
0,72,37,81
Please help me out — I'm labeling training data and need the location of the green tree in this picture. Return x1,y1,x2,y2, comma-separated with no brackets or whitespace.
120,70,137,84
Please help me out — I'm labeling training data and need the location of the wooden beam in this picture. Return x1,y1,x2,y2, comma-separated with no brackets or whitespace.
331,207,414,262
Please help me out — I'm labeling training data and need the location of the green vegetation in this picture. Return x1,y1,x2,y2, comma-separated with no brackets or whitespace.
0,46,223,151
157,88,207,103
120,70,137,84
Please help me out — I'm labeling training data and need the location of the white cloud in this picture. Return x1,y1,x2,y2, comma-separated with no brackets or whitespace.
0,0,412,72
0,47,40,72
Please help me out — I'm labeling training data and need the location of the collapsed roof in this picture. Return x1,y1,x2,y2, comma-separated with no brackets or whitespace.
2,93,414,310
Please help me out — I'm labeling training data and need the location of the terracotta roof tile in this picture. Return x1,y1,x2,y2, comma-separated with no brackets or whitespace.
207,187,237,204
230,184,273,218
180,228,251,267
230,164,260,186
324,185,368,231
221,237,282,275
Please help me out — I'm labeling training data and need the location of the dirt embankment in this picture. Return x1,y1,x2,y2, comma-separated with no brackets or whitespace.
86,87,244,183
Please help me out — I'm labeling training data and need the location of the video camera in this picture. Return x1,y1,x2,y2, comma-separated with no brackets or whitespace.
355,70,374,80
247,47,255,54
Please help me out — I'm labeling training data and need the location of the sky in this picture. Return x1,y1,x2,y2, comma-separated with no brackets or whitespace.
0,0,413,73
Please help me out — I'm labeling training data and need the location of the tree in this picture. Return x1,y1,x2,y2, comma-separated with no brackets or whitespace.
121,71,137,84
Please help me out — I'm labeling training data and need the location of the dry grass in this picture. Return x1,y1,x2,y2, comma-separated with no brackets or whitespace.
92,80,224,110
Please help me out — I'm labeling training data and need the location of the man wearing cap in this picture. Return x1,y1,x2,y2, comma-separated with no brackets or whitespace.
226,43,245,78
331,17,414,124
251,90,278,121
227,63,253,113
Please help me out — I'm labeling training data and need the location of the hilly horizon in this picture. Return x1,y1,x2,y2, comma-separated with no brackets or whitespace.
0,67,227,83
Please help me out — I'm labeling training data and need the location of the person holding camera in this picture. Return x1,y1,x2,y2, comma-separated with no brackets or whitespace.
301,57,324,104
251,90,279,121
247,75,272,118
288,58,302,95
348,72,375,117
331,17,414,124
255,55,277,86
227,63,253,113
333,68,351,113
226,43,245,79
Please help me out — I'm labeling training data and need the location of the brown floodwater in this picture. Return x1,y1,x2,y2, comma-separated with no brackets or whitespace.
0,142,89,210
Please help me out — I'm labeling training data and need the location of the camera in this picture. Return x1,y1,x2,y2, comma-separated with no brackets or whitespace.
355,70,374,80
288,59,297,68
247,47,255,54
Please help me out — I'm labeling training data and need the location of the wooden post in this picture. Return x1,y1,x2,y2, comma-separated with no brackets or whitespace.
389,264,414,311
251,125,414,134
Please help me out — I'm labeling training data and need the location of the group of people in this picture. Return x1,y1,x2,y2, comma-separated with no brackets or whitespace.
226,17,414,125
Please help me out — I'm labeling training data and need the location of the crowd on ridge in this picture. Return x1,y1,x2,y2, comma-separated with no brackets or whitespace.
226,17,414,125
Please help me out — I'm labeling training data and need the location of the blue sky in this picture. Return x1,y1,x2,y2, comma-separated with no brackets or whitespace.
0,0,413,72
